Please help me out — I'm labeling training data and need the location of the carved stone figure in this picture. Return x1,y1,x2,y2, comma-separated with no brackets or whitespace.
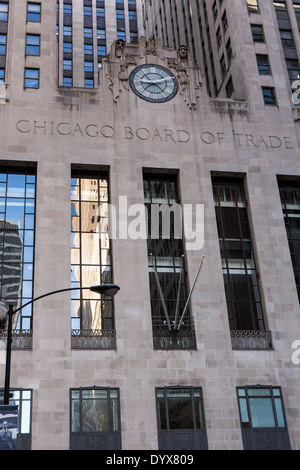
102,40,136,102
168,45,202,110
140,36,163,58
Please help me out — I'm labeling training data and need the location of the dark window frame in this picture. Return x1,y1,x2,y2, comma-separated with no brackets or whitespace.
237,385,291,450
155,386,208,450
70,386,122,450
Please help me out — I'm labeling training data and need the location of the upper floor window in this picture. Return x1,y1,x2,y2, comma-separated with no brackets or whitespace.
247,0,260,13
0,34,6,55
26,34,40,56
0,168,36,337
274,1,289,19
251,24,265,42
27,3,41,22
0,2,8,22
256,54,271,75
213,178,272,350
278,180,300,300
143,173,196,351
262,86,277,105
24,68,39,88
71,170,115,349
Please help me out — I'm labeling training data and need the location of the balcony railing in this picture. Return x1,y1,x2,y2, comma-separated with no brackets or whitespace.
152,317,197,350
231,330,273,350
0,329,32,349
71,329,116,350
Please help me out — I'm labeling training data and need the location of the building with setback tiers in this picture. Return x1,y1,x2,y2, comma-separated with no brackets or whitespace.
0,0,299,451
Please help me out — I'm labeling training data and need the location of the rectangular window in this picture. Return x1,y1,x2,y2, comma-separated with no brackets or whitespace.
237,386,291,450
27,3,41,22
24,68,39,88
84,78,94,88
247,0,259,13
278,180,300,300
63,76,72,87
70,387,121,450
0,67,4,83
286,59,300,86
0,389,32,450
0,34,6,55
71,170,115,349
213,178,271,349
0,2,8,21
256,54,271,74
262,86,277,105
251,24,265,42
26,34,40,56
0,168,36,333
280,29,295,47
274,1,289,19
143,173,196,350
156,387,208,450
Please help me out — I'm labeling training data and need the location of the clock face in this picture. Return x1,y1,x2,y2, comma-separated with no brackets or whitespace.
129,64,178,103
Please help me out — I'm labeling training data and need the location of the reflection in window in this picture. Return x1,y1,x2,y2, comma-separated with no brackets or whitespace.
155,387,208,450
0,169,36,331
71,171,113,333
213,178,265,332
0,388,32,450
70,387,121,450
237,386,291,450
278,180,300,300
143,173,196,350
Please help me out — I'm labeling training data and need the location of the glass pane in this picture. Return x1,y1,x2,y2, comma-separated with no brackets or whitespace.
239,398,250,427
248,388,271,397
249,398,276,428
274,398,285,427
81,233,100,264
80,299,101,330
157,396,167,430
71,399,80,432
20,400,31,434
7,174,26,198
82,399,108,432
82,390,108,399
110,399,119,432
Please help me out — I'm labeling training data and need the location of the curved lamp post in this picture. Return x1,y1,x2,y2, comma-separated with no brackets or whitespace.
0,284,120,405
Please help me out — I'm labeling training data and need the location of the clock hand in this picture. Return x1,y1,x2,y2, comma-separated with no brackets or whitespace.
153,77,174,83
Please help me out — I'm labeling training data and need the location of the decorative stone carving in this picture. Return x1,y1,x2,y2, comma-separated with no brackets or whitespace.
168,45,202,110
102,39,137,102
140,35,163,58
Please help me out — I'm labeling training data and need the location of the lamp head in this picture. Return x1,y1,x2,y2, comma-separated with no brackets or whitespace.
89,284,120,297
0,301,7,321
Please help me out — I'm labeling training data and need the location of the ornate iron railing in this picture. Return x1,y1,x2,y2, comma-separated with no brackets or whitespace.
152,317,197,350
231,330,273,350
71,329,116,350
0,329,32,349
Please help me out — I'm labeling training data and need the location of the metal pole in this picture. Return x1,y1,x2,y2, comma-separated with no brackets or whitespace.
4,305,14,405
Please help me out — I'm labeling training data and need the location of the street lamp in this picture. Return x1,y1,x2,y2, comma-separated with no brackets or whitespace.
0,284,120,405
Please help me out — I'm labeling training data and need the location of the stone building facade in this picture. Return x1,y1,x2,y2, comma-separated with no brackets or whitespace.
0,0,299,451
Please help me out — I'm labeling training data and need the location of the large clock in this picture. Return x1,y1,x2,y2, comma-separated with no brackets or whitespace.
129,64,178,103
